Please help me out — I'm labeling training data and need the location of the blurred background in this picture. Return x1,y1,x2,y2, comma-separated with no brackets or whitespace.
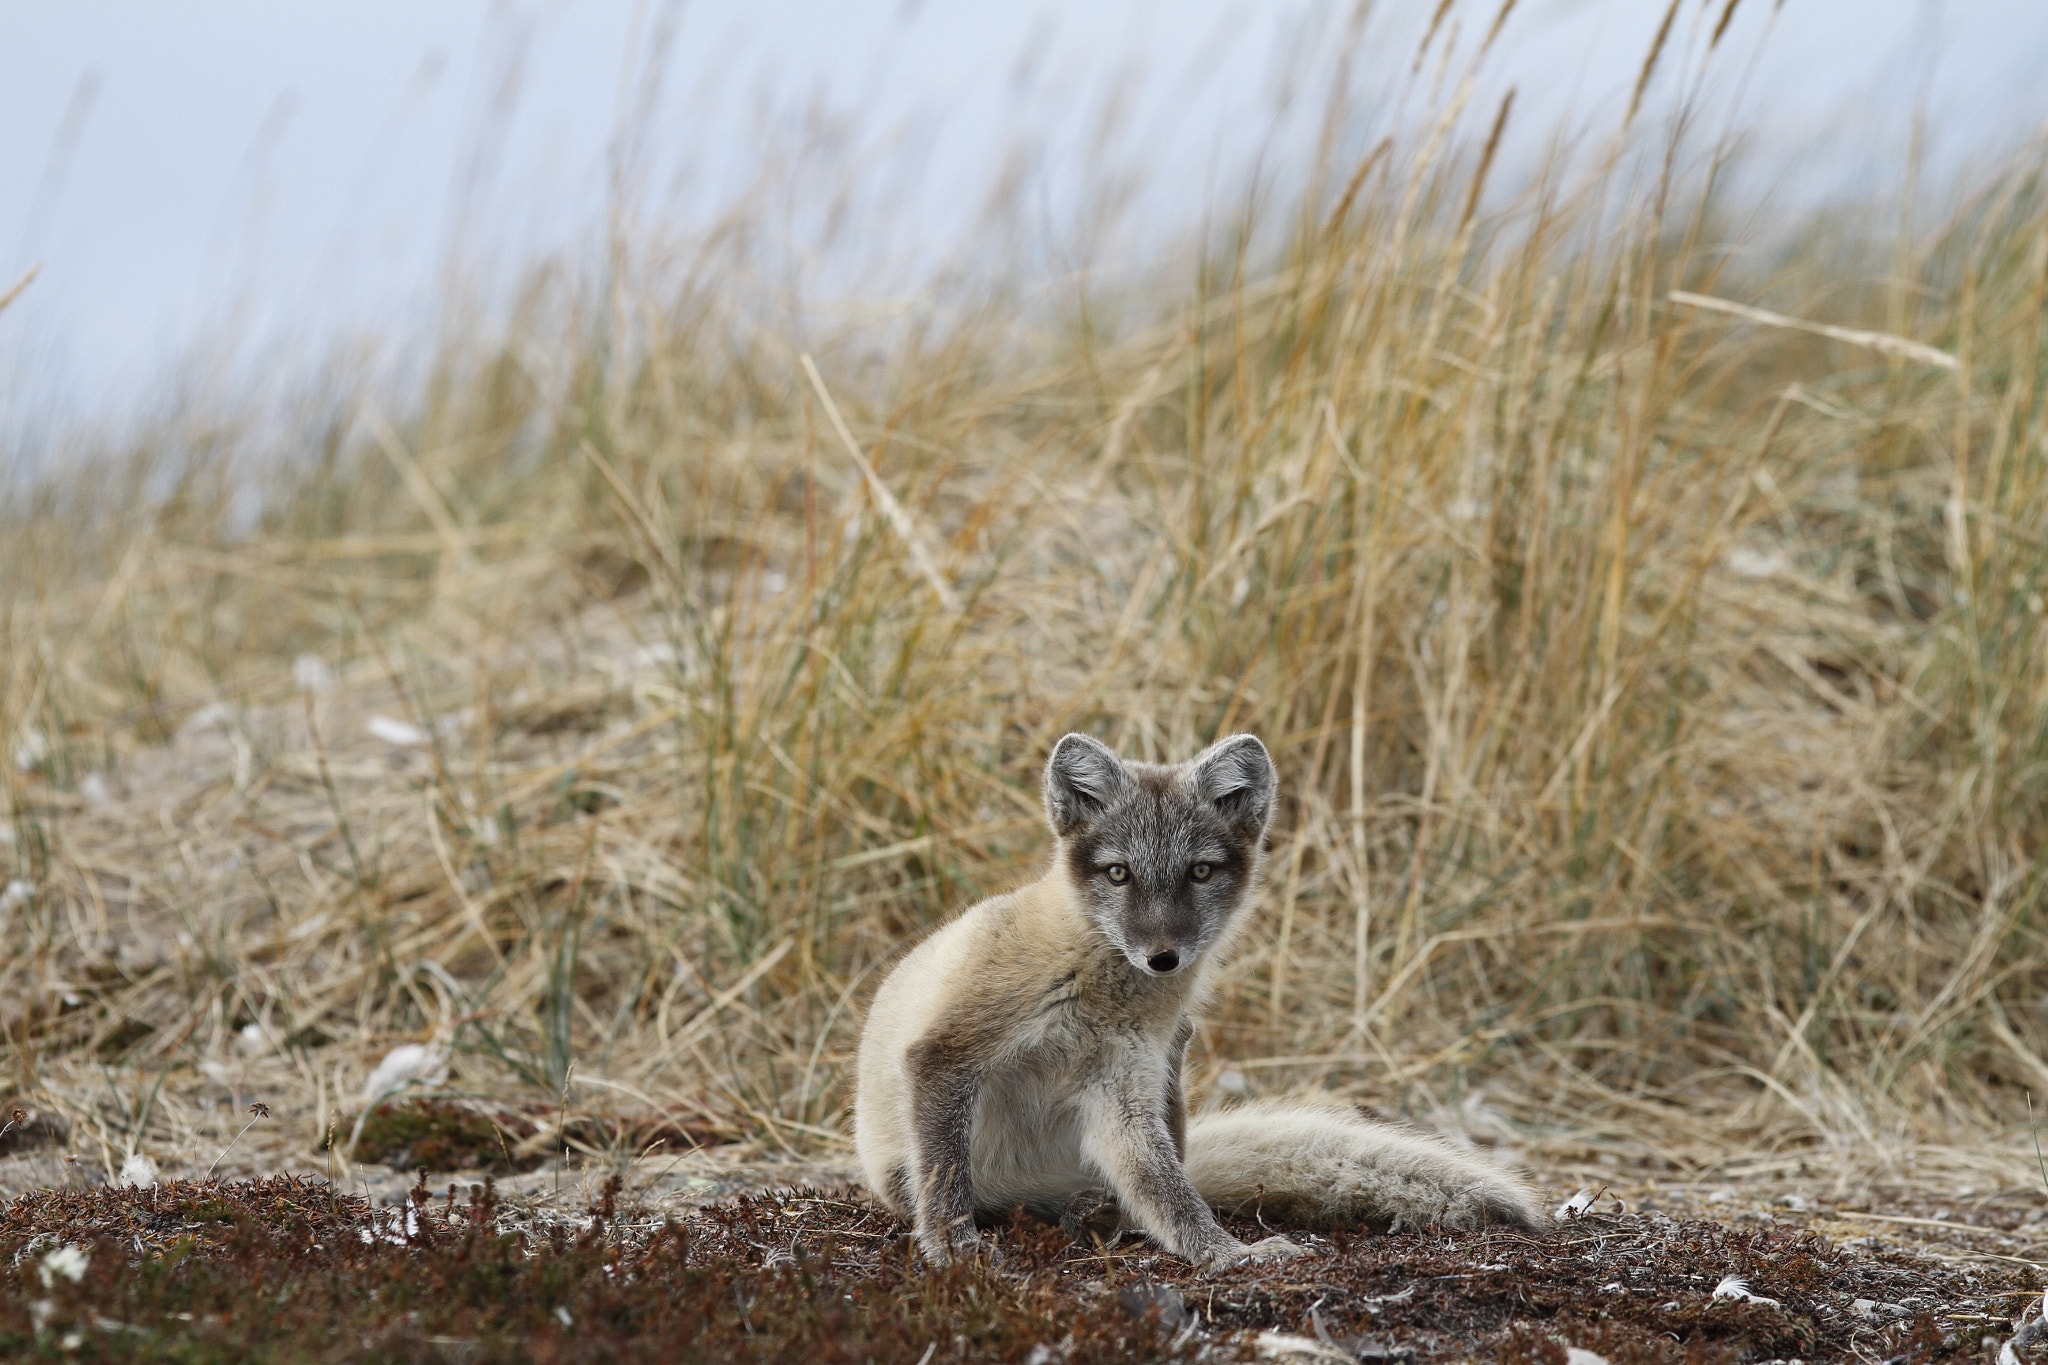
7,1,2048,428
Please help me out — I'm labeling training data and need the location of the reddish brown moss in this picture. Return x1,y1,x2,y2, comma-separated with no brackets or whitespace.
0,1181,2020,1363
335,1100,741,1175
340,1100,541,1173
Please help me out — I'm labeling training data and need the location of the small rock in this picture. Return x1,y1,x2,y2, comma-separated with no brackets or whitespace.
1254,1331,1348,1361
1114,1283,1189,1331
1851,1299,1909,1321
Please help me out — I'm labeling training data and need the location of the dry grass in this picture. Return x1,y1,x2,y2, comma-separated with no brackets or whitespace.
5,6,2048,1192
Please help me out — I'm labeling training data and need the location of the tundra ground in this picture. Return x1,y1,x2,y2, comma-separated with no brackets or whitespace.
3,1156,2043,1364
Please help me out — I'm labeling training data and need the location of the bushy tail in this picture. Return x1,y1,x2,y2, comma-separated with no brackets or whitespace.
1184,1100,1544,1233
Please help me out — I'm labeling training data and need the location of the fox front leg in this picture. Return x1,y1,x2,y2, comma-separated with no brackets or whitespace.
1077,1075,1304,1270
904,1035,983,1264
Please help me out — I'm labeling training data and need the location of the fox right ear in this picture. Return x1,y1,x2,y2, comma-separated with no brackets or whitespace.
1044,733,1131,837
1193,733,1276,835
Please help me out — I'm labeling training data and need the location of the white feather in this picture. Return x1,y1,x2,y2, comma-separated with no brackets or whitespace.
1712,1274,1781,1308
367,715,430,747
1554,1187,1598,1221
362,1042,447,1102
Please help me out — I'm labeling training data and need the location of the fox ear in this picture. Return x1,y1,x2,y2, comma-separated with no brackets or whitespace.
1045,733,1131,836
1193,734,1275,833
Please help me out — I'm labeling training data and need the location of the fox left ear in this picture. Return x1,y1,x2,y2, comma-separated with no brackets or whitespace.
1045,733,1133,837
1193,734,1275,833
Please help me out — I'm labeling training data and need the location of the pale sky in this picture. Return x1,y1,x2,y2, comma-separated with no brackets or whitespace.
2,1,2045,423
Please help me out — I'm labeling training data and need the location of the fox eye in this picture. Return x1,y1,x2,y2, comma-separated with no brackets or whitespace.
1104,864,1131,885
1189,862,1214,883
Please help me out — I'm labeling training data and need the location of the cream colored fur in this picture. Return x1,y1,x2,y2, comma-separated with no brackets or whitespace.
856,879,1123,1222
1184,1099,1541,1231
854,867,1543,1261
853,733,1544,1269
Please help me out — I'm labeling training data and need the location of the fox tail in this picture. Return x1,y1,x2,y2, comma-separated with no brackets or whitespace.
1183,1099,1544,1233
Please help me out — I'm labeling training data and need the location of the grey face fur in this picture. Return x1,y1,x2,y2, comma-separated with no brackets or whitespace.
1043,733,1276,976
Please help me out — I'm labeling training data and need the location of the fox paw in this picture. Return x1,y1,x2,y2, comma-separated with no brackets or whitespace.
1200,1234,1307,1269
917,1227,996,1268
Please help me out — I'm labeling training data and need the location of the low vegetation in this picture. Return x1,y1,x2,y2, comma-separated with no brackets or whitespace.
2,1176,2030,1363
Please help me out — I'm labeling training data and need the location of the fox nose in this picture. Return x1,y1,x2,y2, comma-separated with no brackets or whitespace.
1145,949,1180,974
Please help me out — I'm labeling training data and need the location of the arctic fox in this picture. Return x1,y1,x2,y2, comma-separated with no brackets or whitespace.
853,732,1543,1268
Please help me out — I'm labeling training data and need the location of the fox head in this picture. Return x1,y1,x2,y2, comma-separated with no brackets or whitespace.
1043,733,1276,978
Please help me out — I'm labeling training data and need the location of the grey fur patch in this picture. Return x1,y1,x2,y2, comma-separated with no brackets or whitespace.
1192,734,1276,833
1164,1020,1192,1159
1044,734,1134,836
1043,733,1276,973
886,1163,913,1217
905,1032,985,1255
